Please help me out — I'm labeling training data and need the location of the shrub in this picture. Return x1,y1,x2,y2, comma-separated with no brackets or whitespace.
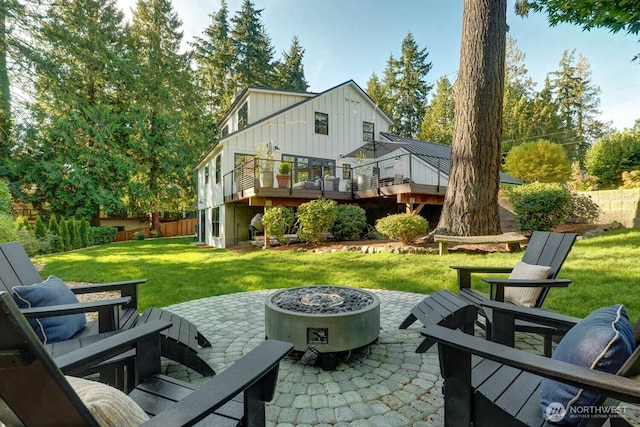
91,226,117,245
262,206,295,246
68,218,80,249
278,161,290,174
0,213,18,243
0,180,11,216
504,140,572,183
133,231,146,240
296,199,338,244
620,170,640,189
332,204,367,241
375,213,428,245
568,193,600,224
34,217,48,239
507,183,571,232
16,229,41,256
48,216,64,252
59,219,70,251
15,215,31,231
78,219,90,247
585,129,640,188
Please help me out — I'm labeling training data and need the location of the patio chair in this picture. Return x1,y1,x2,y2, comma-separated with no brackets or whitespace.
401,231,576,356
0,290,293,426
0,241,215,385
422,302,640,427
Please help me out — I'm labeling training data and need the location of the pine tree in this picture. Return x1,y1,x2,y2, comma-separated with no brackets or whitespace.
59,218,70,251
273,36,309,91
191,0,236,122
230,0,276,88
418,75,454,145
128,0,206,232
374,32,432,138
502,36,537,152
366,72,392,119
17,0,132,224
547,50,605,163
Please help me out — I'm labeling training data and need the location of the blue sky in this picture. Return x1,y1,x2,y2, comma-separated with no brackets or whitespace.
118,0,640,131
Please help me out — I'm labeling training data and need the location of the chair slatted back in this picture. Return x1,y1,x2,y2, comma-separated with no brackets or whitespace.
0,242,44,290
0,291,97,426
520,231,577,307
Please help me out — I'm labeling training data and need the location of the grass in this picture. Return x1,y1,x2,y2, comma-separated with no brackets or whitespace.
33,228,640,321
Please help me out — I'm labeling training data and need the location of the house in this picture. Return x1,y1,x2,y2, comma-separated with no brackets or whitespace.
194,80,518,248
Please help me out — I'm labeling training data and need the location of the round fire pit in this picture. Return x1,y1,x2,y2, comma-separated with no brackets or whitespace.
265,285,380,370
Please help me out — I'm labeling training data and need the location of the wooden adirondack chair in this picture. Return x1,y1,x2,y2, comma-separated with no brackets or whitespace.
423,319,640,427
401,231,577,356
0,241,215,388
0,290,293,426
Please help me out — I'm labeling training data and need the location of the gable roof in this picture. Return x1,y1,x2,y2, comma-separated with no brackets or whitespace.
196,80,394,168
380,132,521,185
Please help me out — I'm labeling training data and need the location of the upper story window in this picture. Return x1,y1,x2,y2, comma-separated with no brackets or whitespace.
363,121,374,141
220,124,229,138
315,112,328,135
215,154,221,184
204,166,210,184
238,102,248,130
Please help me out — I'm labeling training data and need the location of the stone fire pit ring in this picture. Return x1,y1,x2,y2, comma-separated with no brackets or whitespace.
265,285,380,370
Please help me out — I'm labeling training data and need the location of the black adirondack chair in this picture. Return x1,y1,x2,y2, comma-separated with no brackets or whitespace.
401,231,576,356
422,322,640,427
0,241,215,387
0,290,293,426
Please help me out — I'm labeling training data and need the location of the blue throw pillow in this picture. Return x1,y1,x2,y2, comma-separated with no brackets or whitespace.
539,304,636,425
12,275,87,344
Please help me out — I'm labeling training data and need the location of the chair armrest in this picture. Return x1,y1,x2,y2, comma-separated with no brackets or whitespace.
141,339,294,427
481,278,571,302
480,299,580,348
55,320,172,375
20,297,132,318
422,324,640,404
450,266,513,289
70,279,145,311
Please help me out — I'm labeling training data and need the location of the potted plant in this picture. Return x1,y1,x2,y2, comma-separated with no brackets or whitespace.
276,161,291,188
255,141,274,188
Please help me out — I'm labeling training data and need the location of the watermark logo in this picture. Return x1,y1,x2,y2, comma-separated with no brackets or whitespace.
545,402,627,422
545,402,566,422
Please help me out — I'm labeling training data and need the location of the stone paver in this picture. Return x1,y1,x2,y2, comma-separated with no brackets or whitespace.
161,289,546,426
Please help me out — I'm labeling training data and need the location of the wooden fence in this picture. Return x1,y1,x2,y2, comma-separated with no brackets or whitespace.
114,218,197,242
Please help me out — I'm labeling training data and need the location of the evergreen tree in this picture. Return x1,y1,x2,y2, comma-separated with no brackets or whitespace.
434,0,507,236
273,36,309,91
230,0,275,88
79,218,90,247
502,36,537,152
366,72,393,119
374,32,432,138
418,75,454,145
34,216,47,239
58,218,70,251
16,0,132,224
191,0,236,122
128,0,206,232
547,50,605,163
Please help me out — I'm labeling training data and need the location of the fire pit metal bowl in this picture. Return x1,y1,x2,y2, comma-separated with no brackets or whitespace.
265,285,380,369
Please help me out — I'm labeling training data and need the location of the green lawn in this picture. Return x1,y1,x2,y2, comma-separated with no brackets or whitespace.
33,228,640,321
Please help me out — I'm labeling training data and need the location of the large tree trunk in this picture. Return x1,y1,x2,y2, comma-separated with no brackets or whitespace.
0,3,11,155
434,0,507,236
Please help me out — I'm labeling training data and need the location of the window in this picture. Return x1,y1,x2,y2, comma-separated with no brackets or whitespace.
215,154,221,184
314,112,328,135
363,121,374,141
220,124,229,138
238,102,248,130
204,166,209,184
211,207,220,237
